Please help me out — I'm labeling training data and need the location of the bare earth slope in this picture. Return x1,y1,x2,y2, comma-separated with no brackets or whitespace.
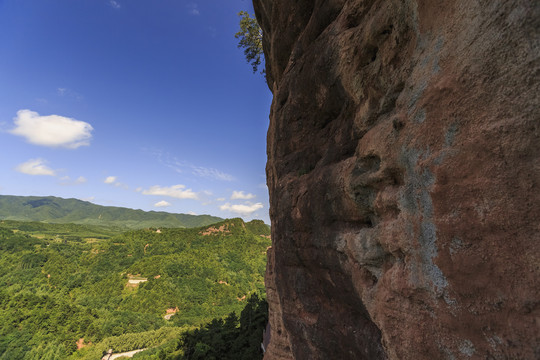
254,0,539,359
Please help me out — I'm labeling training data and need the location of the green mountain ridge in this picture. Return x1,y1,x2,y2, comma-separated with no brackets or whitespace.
0,195,225,229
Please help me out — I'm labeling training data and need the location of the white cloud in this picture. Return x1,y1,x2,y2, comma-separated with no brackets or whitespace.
150,150,234,181
216,197,226,202
108,0,121,9
188,211,197,215
231,191,256,200
192,166,234,181
104,176,117,184
154,200,171,207
60,175,87,185
187,3,199,15
16,159,56,176
80,196,95,202
57,87,83,100
220,202,263,216
142,184,198,200
9,109,93,149
104,176,128,189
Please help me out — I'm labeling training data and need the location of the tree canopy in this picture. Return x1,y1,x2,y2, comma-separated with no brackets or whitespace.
235,11,264,74
0,219,270,359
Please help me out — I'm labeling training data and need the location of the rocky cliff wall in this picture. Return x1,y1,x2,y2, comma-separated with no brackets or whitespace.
254,0,539,359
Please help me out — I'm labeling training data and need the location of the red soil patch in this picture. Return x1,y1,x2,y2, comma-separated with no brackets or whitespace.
199,224,232,236
76,338,91,350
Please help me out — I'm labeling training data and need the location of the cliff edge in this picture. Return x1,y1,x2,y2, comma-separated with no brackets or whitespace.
254,0,539,359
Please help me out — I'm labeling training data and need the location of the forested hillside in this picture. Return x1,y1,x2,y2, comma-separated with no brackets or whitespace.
0,218,270,359
0,195,223,229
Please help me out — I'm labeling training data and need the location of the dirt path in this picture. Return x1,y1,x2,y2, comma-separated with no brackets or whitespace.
108,348,146,359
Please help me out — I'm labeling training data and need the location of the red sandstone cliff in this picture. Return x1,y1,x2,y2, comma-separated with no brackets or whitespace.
254,0,540,359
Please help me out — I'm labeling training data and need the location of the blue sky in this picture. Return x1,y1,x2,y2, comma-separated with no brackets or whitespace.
0,0,272,223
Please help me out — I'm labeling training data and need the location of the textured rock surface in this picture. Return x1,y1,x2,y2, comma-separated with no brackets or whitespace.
254,0,540,359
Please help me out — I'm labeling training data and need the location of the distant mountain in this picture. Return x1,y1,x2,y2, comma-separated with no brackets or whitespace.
0,195,224,229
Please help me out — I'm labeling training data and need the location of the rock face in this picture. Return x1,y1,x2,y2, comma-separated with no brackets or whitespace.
253,0,540,359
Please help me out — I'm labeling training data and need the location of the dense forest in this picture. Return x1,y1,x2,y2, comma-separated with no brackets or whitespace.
0,218,270,359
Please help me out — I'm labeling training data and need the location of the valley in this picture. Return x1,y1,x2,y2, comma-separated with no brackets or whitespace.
0,215,270,359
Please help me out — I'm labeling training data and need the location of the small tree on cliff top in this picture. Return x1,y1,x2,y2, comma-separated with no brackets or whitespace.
235,11,264,74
